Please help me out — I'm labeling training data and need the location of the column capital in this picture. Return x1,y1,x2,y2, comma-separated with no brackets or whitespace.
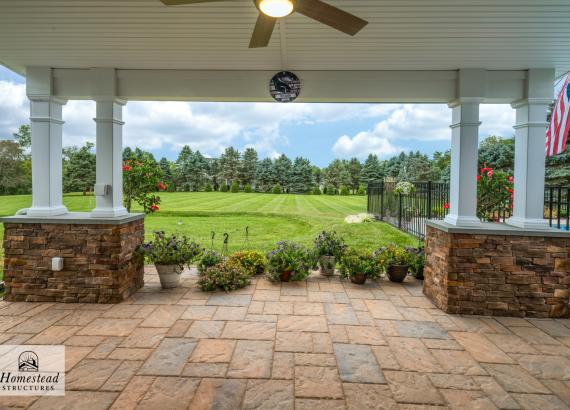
27,95,68,105
511,98,553,109
93,97,127,105
447,98,484,109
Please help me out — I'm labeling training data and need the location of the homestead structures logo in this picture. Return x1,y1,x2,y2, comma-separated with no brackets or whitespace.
0,345,65,396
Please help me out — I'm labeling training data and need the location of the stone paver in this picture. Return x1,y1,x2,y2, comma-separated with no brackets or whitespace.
2,268,570,409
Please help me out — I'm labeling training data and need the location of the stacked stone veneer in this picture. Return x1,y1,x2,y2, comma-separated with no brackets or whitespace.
424,225,570,318
2,219,144,303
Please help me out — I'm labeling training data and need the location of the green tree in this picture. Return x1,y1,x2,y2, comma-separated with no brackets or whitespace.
478,136,515,173
324,159,349,190
239,147,258,186
289,157,314,194
274,154,292,192
219,146,241,185
256,158,276,192
404,151,433,181
361,154,384,185
158,157,175,191
431,150,451,182
13,125,31,149
0,140,30,194
347,158,362,193
63,142,96,194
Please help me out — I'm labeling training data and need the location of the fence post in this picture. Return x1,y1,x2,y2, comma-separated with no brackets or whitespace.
380,181,385,221
427,181,433,220
398,193,403,229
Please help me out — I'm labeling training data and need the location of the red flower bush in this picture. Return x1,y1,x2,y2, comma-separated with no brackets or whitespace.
123,155,164,214
476,165,513,222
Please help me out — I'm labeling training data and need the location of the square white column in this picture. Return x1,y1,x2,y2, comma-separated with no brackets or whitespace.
90,99,129,218
27,97,69,217
444,101,481,227
506,68,554,230
506,100,551,229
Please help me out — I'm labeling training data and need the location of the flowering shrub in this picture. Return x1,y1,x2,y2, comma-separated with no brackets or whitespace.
197,260,251,292
374,244,412,268
266,241,317,282
406,246,425,279
477,166,514,221
314,231,346,257
123,156,166,213
197,250,225,274
394,181,416,195
139,231,202,267
228,251,266,276
339,249,382,280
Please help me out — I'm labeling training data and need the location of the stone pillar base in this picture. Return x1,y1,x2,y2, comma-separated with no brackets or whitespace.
424,222,570,318
2,214,145,303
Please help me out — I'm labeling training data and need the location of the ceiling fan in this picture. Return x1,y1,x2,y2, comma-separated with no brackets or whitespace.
159,0,368,48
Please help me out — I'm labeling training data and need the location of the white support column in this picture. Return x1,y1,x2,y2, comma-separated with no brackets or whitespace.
443,101,482,227
26,67,68,217
507,69,554,230
90,99,128,218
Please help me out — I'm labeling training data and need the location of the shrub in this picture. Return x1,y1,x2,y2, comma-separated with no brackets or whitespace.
394,181,416,195
220,184,229,192
266,241,317,282
244,184,253,193
340,186,350,196
197,260,251,292
357,185,366,195
406,247,425,279
139,231,202,266
314,231,346,258
230,181,239,193
122,156,166,213
228,250,266,276
477,166,513,221
204,183,213,192
197,250,225,274
339,249,382,280
374,244,412,268
272,184,282,194
312,186,322,195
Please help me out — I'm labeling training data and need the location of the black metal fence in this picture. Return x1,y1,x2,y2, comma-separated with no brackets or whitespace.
368,181,570,239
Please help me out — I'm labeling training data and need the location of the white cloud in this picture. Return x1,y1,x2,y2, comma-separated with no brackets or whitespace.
0,81,28,139
332,103,517,159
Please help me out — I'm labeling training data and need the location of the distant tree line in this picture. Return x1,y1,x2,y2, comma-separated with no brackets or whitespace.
1,124,570,196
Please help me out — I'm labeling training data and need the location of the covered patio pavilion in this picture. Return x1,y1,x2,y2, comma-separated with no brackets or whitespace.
1,0,570,408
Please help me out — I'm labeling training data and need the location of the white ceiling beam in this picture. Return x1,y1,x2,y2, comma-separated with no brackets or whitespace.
49,68,530,103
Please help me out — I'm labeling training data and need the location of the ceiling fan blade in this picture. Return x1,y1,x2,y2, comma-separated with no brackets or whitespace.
160,0,229,5
296,0,368,36
249,13,277,48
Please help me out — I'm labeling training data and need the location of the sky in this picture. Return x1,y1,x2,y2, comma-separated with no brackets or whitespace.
0,65,517,167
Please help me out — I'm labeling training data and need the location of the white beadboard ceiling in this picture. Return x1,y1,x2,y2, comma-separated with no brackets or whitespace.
0,0,569,76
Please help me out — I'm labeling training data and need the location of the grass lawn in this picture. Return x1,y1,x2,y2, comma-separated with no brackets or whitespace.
0,192,417,278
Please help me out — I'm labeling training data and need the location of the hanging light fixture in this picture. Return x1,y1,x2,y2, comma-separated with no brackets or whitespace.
255,0,295,18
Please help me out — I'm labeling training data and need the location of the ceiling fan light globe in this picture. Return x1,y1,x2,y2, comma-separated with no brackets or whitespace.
257,0,295,18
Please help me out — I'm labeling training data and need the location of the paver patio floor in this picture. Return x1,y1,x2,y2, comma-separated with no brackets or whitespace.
2,267,570,409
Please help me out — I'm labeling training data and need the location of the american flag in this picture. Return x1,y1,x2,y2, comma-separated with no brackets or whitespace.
546,74,570,157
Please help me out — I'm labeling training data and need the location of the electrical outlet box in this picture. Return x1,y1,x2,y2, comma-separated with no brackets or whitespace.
94,183,111,196
51,257,64,272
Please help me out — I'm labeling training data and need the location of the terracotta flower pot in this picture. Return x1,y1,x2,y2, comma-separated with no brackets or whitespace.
155,264,183,289
319,255,336,276
387,265,409,283
280,271,292,282
350,273,367,285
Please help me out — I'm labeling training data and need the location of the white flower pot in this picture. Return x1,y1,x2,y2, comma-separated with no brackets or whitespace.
155,264,183,289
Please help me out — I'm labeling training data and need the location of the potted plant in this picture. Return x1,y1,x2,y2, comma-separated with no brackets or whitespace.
407,246,425,280
266,241,316,282
314,231,346,276
375,244,411,283
228,250,267,276
339,249,382,285
197,260,251,292
139,231,202,289
198,250,225,274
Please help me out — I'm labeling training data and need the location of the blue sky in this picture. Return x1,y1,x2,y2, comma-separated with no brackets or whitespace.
0,65,516,167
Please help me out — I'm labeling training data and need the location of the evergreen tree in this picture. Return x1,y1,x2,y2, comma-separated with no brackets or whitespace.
274,154,292,192
63,142,96,194
219,146,240,185
256,158,276,192
361,154,384,185
431,150,451,182
478,136,515,172
239,147,258,186
158,157,174,191
405,151,433,181
347,157,362,193
324,159,350,190
290,157,314,194
13,125,31,150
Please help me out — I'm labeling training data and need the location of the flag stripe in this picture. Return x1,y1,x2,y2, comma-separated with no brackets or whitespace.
546,74,570,157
